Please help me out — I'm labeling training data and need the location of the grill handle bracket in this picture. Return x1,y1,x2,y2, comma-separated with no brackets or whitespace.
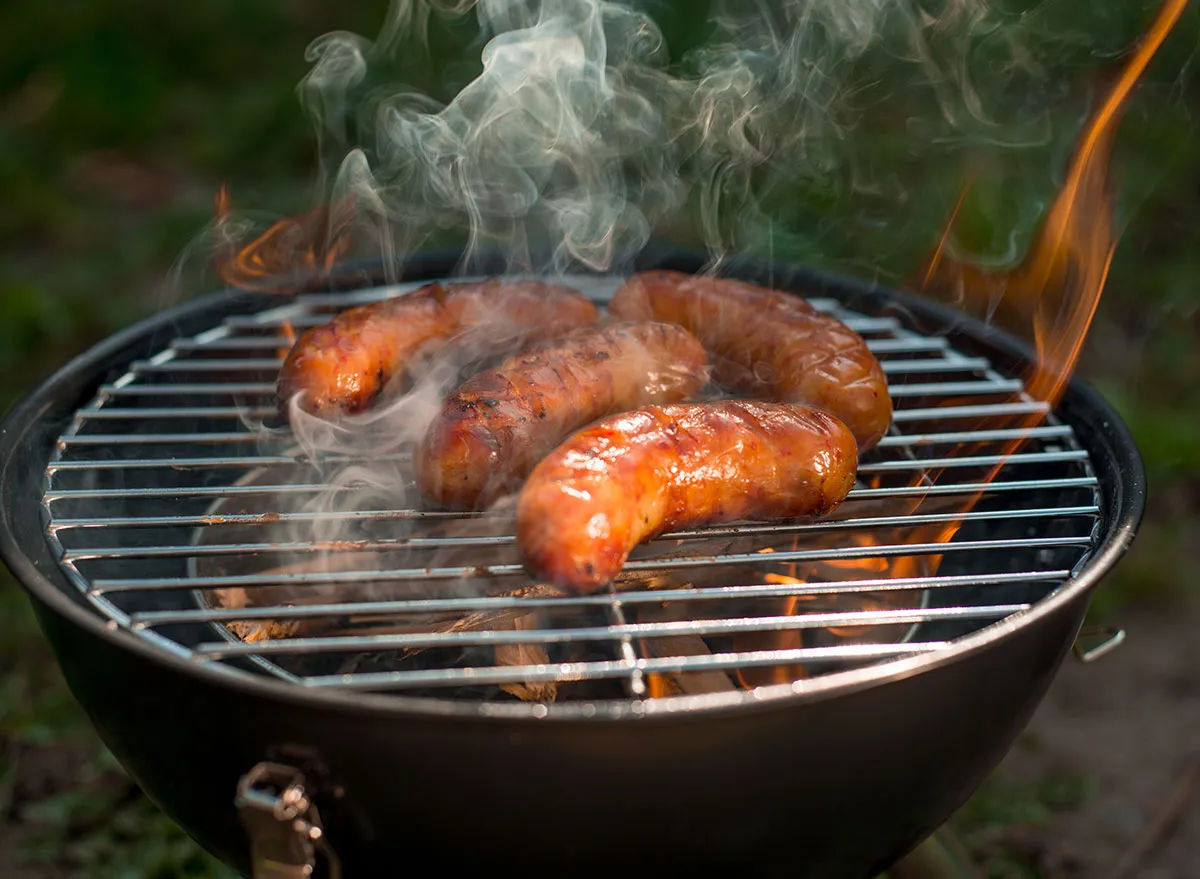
1073,625,1126,662
236,762,341,879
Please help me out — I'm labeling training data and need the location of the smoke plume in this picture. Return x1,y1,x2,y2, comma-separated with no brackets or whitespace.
257,0,1043,278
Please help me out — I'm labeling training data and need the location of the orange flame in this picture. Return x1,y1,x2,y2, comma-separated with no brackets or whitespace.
725,537,934,689
646,674,677,699
921,0,1187,409
913,0,1187,548
732,590,810,689
213,185,358,294
275,319,298,361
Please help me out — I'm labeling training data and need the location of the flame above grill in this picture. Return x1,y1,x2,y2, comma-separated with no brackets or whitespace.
922,0,1188,411
897,0,1188,565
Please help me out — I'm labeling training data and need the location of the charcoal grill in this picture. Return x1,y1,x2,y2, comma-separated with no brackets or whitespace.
0,251,1144,878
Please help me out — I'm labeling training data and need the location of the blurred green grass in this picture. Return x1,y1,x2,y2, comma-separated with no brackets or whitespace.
0,4,389,875
0,1,1197,876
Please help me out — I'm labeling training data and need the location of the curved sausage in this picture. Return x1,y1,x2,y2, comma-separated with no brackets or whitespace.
417,321,709,510
516,401,857,593
277,280,599,417
608,270,891,449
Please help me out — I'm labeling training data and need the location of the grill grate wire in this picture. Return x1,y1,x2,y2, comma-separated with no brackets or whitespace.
40,277,1101,701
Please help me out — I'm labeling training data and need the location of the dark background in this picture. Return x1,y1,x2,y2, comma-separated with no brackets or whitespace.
1,1,1197,876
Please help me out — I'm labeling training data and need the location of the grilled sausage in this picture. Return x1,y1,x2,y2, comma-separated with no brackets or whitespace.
277,280,599,417
609,270,891,449
517,401,857,592
417,322,709,510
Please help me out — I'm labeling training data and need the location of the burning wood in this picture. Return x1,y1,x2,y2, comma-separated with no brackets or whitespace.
208,578,561,641
202,503,936,698
637,602,738,697
209,575,567,702
493,613,558,703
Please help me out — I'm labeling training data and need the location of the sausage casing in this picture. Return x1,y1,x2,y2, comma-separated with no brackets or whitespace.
516,401,857,592
609,270,891,449
417,321,709,510
277,280,599,417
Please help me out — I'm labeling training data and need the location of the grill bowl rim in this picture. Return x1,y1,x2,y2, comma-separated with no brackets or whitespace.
0,251,1147,721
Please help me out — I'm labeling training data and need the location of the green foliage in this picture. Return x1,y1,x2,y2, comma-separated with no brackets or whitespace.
957,772,1092,829
0,573,92,746
19,779,238,879
952,771,1093,878
1,567,236,879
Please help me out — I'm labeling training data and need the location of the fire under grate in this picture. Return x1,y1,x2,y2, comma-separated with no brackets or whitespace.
40,275,1101,704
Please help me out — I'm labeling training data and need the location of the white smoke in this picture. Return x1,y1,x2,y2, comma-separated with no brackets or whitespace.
277,0,1011,277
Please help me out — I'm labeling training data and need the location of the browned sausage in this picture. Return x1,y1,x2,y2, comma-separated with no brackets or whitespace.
277,280,599,417
416,322,709,510
516,401,857,593
608,270,891,449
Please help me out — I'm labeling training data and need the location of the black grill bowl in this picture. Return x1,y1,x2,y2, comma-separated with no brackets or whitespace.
0,252,1145,877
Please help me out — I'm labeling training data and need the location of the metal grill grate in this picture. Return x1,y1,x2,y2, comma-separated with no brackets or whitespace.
40,276,1101,702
